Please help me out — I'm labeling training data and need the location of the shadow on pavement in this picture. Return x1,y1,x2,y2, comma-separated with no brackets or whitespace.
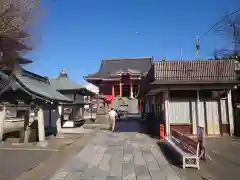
157,141,182,168
114,116,142,132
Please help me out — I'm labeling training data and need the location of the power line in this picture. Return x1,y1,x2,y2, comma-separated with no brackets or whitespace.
204,8,240,36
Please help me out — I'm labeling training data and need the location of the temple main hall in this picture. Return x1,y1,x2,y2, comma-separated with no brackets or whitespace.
84,57,153,103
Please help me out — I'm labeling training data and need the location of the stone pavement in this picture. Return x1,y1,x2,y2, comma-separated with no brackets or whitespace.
48,130,184,180
0,149,53,180
198,137,240,180
0,133,85,180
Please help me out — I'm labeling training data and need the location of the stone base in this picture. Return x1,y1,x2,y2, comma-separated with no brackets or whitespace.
36,141,48,148
83,124,110,130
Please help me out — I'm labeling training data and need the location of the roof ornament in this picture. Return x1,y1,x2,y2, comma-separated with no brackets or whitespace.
162,56,166,62
60,68,68,77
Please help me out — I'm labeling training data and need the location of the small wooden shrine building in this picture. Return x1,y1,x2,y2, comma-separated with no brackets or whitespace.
0,68,72,145
50,69,95,128
139,59,237,137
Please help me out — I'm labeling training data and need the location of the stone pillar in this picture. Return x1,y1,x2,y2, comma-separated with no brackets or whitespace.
164,91,170,135
82,107,85,119
227,89,234,136
112,85,115,97
0,106,6,142
37,107,48,147
120,83,123,97
130,83,133,98
56,105,63,138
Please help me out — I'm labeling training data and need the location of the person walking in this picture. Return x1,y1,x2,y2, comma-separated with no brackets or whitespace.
108,108,117,131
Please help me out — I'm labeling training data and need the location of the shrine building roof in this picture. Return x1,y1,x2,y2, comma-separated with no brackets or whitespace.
84,56,153,80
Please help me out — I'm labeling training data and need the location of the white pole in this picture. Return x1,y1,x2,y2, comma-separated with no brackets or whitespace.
227,89,234,136
56,105,64,138
180,48,183,60
130,83,133,98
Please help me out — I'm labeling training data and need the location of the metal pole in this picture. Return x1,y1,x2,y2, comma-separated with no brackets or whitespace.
180,48,183,60
196,36,200,60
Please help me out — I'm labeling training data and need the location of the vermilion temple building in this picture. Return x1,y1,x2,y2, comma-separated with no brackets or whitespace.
84,57,153,103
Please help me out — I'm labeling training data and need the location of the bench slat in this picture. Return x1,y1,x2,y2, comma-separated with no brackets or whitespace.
165,129,200,169
165,136,196,157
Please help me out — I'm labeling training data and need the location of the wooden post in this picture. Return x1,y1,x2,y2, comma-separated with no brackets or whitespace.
49,109,52,128
120,83,122,97
23,110,30,143
130,83,133,98
37,107,48,147
0,106,6,142
192,90,199,134
138,85,140,97
82,107,85,119
227,89,234,136
164,91,170,135
112,85,115,97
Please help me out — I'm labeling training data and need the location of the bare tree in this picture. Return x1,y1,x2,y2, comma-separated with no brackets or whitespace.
206,9,240,59
0,0,40,69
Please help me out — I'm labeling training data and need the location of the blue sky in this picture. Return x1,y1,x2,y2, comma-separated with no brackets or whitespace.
26,0,240,83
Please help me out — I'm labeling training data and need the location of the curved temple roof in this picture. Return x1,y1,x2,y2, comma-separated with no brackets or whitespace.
84,57,153,80
50,68,84,91
0,69,72,103
50,69,95,96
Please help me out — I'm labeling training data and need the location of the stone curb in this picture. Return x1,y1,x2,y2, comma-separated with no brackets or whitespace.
83,124,110,130
16,128,100,180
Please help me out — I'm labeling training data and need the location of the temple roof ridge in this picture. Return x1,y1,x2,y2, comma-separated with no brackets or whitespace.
102,56,153,61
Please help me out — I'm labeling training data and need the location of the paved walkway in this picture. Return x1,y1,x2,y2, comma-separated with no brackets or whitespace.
0,149,53,180
48,130,183,180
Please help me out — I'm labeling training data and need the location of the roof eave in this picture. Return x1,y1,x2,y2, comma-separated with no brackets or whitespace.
13,74,73,103
150,80,238,85
84,76,101,80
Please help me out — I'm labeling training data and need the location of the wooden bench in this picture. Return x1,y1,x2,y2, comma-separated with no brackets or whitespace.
164,129,200,169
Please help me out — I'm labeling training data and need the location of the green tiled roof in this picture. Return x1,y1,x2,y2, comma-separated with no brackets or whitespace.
50,70,95,96
50,77,84,91
50,68,84,91
14,69,72,102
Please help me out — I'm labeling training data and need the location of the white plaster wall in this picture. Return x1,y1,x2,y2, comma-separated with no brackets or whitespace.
205,100,220,135
168,101,191,124
168,100,205,135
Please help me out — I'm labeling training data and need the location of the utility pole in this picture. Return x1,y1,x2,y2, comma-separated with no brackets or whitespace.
196,36,200,60
180,48,183,60
228,23,240,59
